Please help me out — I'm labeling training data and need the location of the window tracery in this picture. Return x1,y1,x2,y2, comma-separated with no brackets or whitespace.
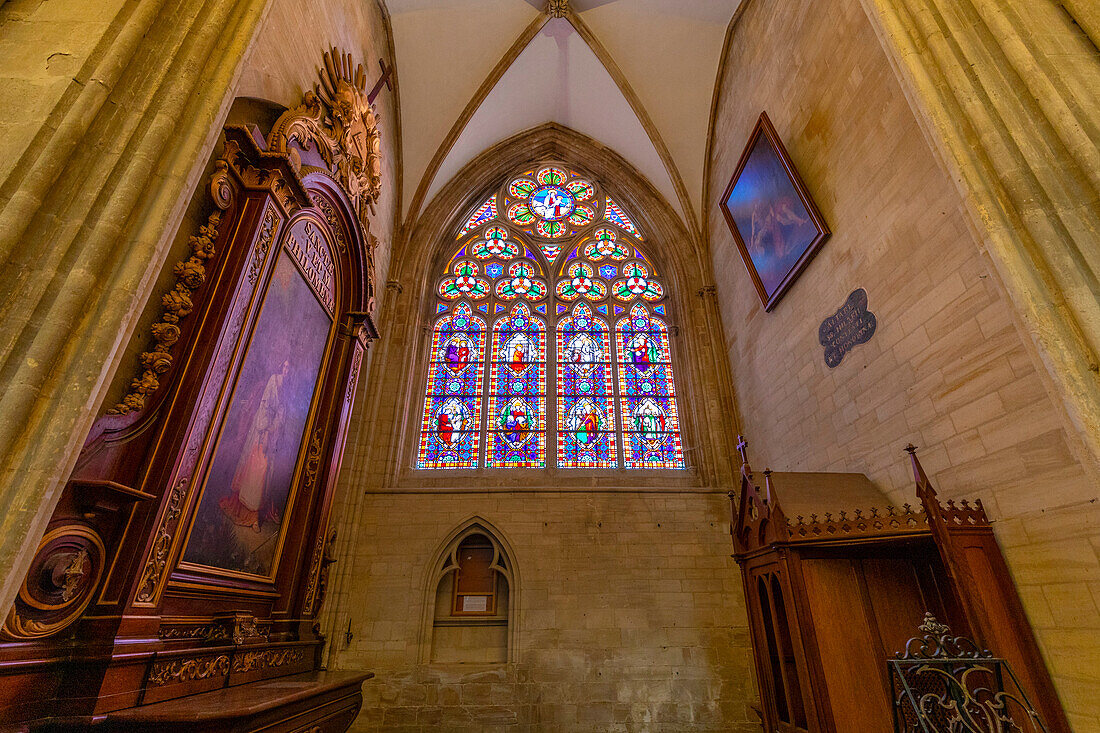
416,163,684,470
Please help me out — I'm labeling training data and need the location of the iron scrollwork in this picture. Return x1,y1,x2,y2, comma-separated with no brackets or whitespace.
889,613,1048,732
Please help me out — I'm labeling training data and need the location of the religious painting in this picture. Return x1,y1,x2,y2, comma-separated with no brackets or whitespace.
183,251,332,577
719,112,830,311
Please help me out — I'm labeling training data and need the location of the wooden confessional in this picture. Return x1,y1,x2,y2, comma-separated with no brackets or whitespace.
731,442,1070,733
0,49,382,732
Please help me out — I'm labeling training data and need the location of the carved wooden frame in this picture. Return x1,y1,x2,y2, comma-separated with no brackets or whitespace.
0,48,382,728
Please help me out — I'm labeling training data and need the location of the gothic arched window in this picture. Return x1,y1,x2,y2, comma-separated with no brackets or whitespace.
416,164,685,470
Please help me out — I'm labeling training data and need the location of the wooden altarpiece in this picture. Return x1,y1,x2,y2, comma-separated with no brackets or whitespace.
0,50,382,732
731,442,1069,733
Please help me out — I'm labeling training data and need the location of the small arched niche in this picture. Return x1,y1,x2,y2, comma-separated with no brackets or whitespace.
428,527,513,664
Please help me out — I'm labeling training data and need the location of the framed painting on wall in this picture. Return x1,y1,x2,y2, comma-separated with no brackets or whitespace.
181,250,334,580
719,111,830,311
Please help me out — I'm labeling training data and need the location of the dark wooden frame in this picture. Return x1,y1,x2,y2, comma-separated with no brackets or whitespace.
729,445,1071,733
719,112,830,311
0,118,378,731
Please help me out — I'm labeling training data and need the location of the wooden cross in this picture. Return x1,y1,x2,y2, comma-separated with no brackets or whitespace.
367,59,393,104
736,435,748,465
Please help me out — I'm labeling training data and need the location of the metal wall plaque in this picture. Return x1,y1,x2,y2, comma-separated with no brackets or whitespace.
819,288,876,368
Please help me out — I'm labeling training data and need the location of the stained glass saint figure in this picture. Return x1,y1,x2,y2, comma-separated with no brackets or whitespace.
500,397,532,446
628,332,659,373
564,332,598,375
633,397,666,442
568,399,601,445
444,335,472,374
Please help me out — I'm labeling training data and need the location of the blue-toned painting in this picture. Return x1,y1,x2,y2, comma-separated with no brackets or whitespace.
720,112,830,311
182,251,332,577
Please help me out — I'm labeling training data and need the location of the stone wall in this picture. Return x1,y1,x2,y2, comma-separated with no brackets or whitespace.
332,491,758,732
706,0,1100,726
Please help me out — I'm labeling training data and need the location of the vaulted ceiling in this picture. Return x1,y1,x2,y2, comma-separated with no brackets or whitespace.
387,0,742,237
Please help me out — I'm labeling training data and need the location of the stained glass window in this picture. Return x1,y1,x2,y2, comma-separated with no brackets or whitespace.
418,162,684,470
616,304,685,468
557,303,616,468
487,303,546,468
457,196,498,238
417,303,486,468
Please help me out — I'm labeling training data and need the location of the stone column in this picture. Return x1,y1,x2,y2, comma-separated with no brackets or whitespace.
857,0,1100,476
0,0,272,612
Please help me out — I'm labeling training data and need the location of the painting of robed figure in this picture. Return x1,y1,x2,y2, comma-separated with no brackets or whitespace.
182,251,333,578
720,111,830,311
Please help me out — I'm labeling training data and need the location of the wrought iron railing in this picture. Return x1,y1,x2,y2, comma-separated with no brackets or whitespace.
889,614,1047,733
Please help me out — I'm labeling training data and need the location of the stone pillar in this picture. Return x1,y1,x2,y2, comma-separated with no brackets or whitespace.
857,0,1100,476
0,0,272,613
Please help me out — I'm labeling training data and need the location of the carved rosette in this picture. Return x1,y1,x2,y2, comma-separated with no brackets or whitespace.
546,0,570,17
2,525,106,640
268,48,382,236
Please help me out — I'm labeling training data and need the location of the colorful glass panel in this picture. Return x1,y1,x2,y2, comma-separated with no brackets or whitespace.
530,186,575,221
494,260,547,301
584,228,630,260
509,178,537,198
557,303,616,468
568,205,594,226
439,260,490,300
604,197,642,239
556,262,607,301
471,226,518,259
612,261,664,302
565,179,595,201
536,220,567,238
457,196,497,238
421,163,686,472
536,166,568,186
417,303,485,468
539,243,562,263
486,304,546,468
615,304,684,468
508,202,535,225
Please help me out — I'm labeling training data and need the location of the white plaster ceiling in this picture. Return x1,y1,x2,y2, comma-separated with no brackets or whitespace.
427,18,683,221
386,0,742,233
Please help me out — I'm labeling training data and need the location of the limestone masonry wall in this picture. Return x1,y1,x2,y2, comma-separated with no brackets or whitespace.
706,0,1100,726
332,492,758,732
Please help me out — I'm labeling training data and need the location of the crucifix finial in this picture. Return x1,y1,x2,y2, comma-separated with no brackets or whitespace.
367,58,393,105
736,435,749,465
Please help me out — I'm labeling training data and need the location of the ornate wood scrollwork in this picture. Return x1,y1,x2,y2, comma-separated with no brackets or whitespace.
231,647,305,673
109,166,234,415
134,477,188,604
303,529,337,616
147,654,231,687
1,525,106,640
268,47,382,232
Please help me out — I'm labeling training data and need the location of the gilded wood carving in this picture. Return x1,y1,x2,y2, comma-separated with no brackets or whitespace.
269,47,382,232
147,654,230,686
109,167,233,415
